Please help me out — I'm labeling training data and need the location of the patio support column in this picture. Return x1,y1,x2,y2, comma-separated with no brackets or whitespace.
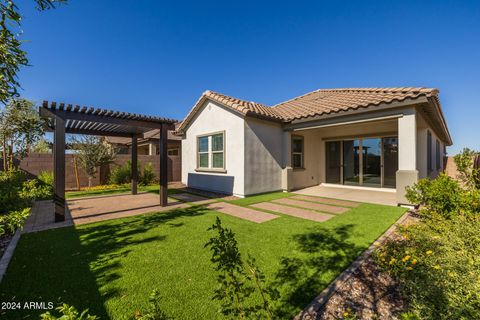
282,130,293,192
159,124,168,206
131,136,138,195
397,109,418,204
53,115,66,222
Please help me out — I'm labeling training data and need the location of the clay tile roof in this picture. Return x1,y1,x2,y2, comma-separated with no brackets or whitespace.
176,87,440,134
272,87,438,121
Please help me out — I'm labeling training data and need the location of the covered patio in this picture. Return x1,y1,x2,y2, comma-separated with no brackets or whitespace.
293,184,397,206
39,101,177,223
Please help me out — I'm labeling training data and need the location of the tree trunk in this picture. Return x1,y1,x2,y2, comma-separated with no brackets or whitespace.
2,135,6,171
88,176,92,188
73,156,80,191
9,140,14,172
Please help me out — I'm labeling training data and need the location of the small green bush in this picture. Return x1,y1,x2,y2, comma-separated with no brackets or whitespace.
0,170,28,214
141,162,157,185
109,161,157,185
0,208,30,236
405,173,464,218
40,304,98,320
38,170,54,187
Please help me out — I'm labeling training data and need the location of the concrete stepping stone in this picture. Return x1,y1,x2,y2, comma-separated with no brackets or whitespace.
171,193,217,205
251,202,333,222
206,202,279,223
292,195,360,208
273,198,349,214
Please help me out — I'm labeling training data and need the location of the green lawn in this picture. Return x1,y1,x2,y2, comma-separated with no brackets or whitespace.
0,193,405,319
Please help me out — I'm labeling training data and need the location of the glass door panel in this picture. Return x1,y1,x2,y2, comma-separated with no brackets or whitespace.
326,141,341,183
343,140,360,185
362,138,382,187
382,137,398,188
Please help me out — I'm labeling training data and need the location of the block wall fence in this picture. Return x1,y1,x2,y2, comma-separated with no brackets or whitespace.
1,153,181,190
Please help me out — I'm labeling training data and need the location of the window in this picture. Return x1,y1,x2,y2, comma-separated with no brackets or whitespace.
427,131,432,174
436,139,441,170
197,132,225,170
291,136,304,169
167,148,179,156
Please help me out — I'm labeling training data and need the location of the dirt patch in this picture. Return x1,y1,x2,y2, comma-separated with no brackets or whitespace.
316,256,405,319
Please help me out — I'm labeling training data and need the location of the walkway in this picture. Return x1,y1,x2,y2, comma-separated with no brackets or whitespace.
294,185,397,206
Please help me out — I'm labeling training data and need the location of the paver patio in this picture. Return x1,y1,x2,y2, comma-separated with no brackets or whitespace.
273,198,350,214
23,193,189,233
251,202,333,222
206,202,279,223
291,195,361,208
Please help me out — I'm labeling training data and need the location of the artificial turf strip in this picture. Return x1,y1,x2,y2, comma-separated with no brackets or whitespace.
0,195,406,319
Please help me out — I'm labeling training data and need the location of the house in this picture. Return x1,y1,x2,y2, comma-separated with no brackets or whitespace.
107,127,181,156
175,88,452,204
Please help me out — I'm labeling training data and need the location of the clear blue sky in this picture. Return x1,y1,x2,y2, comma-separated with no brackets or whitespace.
17,0,480,154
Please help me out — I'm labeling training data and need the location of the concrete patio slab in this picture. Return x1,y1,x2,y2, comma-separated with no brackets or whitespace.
291,195,361,208
170,193,217,205
251,202,333,222
273,198,349,214
206,202,279,223
294,185,397,206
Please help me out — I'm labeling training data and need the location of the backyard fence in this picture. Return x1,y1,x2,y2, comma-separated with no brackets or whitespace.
0,153,181,190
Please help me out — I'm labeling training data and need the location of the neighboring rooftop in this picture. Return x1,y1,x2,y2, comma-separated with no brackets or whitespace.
176,87,444,135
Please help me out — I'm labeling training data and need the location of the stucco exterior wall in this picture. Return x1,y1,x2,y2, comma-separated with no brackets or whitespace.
244,118,283,195
181,101,245,196
416,112,445,179
291,130,322,190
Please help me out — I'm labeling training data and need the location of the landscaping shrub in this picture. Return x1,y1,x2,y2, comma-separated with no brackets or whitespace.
205,217,278,319
141,162,157,185
38,170,54,187
40,304,98,320
376,148,480,319
0,208,30,236
109,161,157,185
0,170,53,236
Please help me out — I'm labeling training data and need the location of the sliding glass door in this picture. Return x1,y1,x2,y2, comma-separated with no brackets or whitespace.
343,140,360,185
325,136,398,188
362,138,382,187
325,141,341,183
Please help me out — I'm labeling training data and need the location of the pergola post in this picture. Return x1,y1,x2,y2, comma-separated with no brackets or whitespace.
159,124,168,206
131,136,138,195
53,115,66,222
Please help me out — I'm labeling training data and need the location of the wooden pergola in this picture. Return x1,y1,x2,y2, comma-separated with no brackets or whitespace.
40,101,177,222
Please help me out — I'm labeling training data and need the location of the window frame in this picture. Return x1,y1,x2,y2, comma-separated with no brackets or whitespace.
291,135,305,169
167,148,179,156
196,131,226,172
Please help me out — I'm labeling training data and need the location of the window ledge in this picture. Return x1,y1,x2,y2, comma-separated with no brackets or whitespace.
293,167,306,171
195,168,227,174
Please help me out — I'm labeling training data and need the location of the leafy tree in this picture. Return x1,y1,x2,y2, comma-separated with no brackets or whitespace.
0,98,45,170
1,0,66,103
71,136,117,187
32,137,52,153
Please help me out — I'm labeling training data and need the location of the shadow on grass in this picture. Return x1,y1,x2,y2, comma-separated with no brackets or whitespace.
272,224,365,318
0,205,209,319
